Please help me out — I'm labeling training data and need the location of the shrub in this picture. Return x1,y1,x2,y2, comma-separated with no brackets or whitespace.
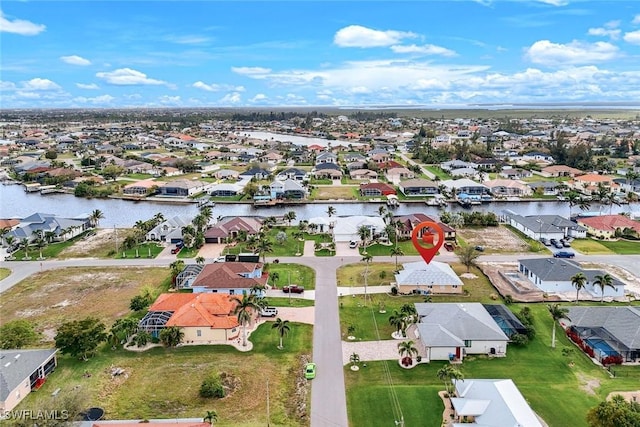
391,286,398,296
510,333,529,346
504,295,513,305
200,373,225,398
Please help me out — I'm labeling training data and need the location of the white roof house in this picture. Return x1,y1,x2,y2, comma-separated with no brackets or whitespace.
451,379,544,427
394,261,463,295
332,216,386,242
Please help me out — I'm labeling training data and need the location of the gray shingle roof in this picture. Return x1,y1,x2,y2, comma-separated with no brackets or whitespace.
519,258,625,288
0,349,57,401
415,303,508,346
566,306,640,350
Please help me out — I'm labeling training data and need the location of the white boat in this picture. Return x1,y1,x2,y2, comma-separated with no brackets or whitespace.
386,194,399,208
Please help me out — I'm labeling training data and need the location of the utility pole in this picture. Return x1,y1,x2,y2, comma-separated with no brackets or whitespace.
114,225,118,254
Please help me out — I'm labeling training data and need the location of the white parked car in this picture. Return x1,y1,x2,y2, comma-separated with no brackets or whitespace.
213,256,226,263
260,307,278,317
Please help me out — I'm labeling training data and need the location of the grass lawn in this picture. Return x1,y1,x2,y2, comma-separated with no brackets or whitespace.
17,323,313,425
423,165,451,180
337,262,397,287
266,297,315,308
598,239,640,255
265,263,316,290
359,239,418,256
118,242,164,259
570,239,614,255
312,186,357,200
338,263,503,340
0,268,10,280
224,227,308,257
0,267,171,332
8,230,111,260
345,304,640,427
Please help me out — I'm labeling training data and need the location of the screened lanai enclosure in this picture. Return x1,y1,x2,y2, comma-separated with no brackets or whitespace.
139,310,173,337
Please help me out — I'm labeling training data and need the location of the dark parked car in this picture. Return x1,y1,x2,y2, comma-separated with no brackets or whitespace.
474,245,485,252
444,242,455,252
561,240,571,248
283,285,304,294
171,247,181,254
553,251,575,258
539,238,550,246
550,239,558,246
553,241,563,249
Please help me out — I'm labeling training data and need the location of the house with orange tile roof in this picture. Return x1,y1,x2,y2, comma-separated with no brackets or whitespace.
139,293,241,344
577,215,640,239
571,174,618,193
123,179,162,196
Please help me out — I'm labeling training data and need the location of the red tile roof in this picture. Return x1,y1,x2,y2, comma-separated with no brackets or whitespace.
192,262,267,290
578,215,640,233
149,293,240,329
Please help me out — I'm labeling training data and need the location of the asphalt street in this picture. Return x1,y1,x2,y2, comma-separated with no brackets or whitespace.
1,251,639,427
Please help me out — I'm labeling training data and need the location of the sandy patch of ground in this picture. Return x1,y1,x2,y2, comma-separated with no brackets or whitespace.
59,228,115,254
606,390,640,403
580,262,640,298
457,226,529,253
460,273,478,279
577,373,601,395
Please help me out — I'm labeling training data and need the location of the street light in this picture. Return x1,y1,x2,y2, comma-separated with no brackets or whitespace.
536,219,543,241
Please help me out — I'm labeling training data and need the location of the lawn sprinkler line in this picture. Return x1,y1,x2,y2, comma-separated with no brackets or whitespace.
369,304,404,424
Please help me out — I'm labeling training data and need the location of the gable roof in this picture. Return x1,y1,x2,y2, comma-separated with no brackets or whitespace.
566,306,640,350
452,379,543,427
518,258,625,287
205,217,263,239
395,261,463,287
415,303,508,347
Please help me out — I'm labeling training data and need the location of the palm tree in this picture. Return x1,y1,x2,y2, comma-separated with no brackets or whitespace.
89,209,104,228
390,246,404,271
378,205,387,218
456,245,480,272
437,365,464,394
272,318,290,349
397,340,418,365
388,310,405,338
159,325,184,347
250,284,266,297
571,272,587,304
231,295,260,347
34,231,46,260
548,304,570,349
326,206,336,217
169,260,185,288
566,191,580,217
195,256,205,265
284,211,296,226
20,237,30,260
203,410,218,426
256,238,273,263
349,352,360,368
269,271,280,287
593,273,615,303
361,254,372,305
358,225,370,253
200,205,213,224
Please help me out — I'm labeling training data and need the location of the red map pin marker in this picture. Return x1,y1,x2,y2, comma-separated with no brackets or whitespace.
411,221,444,265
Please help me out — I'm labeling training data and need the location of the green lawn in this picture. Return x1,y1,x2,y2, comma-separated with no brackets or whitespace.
265,263,316,290
570,239,614,255
0,268,10,280
345,304,640,427
118,242,164,259
16,323,313,424
597,239,640,255
224,227,307,257
359,239,418,256
8,231,97,260
423,165,451,180
337,262,397,287
266,297,315,308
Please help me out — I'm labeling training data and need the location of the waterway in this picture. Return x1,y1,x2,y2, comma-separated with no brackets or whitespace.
241,131,366,148
1,183,635,228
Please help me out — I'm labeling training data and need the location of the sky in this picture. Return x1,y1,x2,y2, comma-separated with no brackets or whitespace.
1,1,640,109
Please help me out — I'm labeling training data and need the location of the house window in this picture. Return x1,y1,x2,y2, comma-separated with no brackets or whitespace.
197,330,202,337
229,289,235,295
453,285,458,289
464,340,472,347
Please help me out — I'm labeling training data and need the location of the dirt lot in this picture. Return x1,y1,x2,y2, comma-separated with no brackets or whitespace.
58,228,136,258
457,225,530,253
0,266,169,340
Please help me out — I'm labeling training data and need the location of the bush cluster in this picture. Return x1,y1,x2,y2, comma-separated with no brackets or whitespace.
200,373,225,398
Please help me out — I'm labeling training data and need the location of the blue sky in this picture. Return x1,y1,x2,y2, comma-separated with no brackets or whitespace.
1,1,639,108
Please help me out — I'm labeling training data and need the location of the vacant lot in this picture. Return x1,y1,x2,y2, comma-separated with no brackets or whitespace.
0,267,170,337
457,225,530,253
312,186,357,200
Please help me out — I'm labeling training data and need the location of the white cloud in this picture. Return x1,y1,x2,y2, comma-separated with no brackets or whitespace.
623,30,640,45
159,95,181,104
391,44,457,57
219,92,242,104
193,81,245,92
23,78,61,90
74,94,115,104
76,83,99,90
632,14,640,25
588,27,621,39
535,0,569,5
166,35,210,45
0,10,46,36
231,66,272,76
61,55,91,66
334,25,417,48
250,93,267,102
525,40,619,66
96,68,169,86
0,81,17,91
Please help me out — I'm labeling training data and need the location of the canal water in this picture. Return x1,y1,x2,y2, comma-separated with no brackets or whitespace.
1,183,634,228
